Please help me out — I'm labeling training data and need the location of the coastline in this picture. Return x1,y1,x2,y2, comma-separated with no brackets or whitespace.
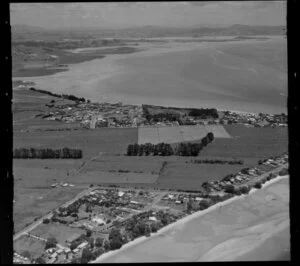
13,37,287,115
91,175,289,263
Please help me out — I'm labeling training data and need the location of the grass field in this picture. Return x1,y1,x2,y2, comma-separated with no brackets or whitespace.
200,125,288,159
14,235,45,259
14,187,84,232
13,127,138,159
154,161,249,190
13,88,77,132
30,223,86,246
82,155,164,174
138,125,231,145
74,171,159,185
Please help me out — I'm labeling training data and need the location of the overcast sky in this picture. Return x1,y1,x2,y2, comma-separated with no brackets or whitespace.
10,1,286,29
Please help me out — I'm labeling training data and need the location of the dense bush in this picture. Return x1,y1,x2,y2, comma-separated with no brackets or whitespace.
239,186,250,194
279,168,289,176
13,147,82,159
224,184,235,194
42,218,50,224
188,108,219,118
254,182,262,189
199,200,210,210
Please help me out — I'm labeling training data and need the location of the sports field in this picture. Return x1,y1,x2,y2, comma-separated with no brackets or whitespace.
138,125,231,144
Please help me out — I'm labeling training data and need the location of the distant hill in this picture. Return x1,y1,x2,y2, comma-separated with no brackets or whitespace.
11,24,286,40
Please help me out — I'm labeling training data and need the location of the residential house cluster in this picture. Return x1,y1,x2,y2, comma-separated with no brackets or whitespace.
220,111,287,127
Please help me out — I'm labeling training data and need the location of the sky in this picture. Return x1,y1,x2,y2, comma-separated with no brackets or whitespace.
10,1,286,29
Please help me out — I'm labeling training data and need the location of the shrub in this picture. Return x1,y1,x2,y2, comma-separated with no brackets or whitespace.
45,237,57,250
224,184,235,194
42,218,50,224
35,257,46,264
240,186,250,194
199,200,210,210
254,182,262,189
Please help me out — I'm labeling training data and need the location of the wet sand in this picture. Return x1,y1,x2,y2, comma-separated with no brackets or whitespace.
92,175,289,263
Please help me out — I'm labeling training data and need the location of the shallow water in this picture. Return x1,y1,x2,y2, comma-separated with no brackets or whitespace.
16,38,287,114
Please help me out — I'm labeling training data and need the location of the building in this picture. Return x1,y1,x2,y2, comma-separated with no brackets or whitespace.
66,233,81,245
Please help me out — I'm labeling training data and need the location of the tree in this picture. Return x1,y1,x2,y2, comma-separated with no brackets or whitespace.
109,238,123,250
70,241,78,251
89,237,95,249
103,240,110,251
150,222,159,233
144,224,151,237
95,237,104,248
81,248,93,263
240,186,250,194
199,200,210,210
42,218,50,224
224,184,235,194
86,229,92,237
45,237,57,249
254,182,262,189
35,257,46,264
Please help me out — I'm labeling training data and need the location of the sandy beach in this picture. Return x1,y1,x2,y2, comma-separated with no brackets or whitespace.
91,175,289,263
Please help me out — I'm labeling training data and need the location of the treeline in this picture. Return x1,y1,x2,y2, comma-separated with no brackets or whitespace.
188,108,219,118
13,147,82,159
127,132,214,156
190,159,244,165
29,87,86,102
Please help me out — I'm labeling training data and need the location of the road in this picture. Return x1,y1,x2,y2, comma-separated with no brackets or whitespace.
13,186,95,242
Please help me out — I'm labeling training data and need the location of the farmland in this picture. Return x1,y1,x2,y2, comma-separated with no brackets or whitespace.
13,127,138,159
200,125,288,160
154,161,250,190
14,187,84,232
138,125,231,145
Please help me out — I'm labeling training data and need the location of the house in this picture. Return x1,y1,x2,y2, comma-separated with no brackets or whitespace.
77,242,88,249
195,197,203,201
149,216,157,221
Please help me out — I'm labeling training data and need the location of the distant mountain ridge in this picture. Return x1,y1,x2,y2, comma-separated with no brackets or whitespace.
11,24,286,39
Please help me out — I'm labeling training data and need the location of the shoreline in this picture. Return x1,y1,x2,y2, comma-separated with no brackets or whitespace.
13,37,287,115
12,36,283,80
91,174,289,263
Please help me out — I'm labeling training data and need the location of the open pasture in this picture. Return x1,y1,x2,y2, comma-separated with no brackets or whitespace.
14,235,45,259
138,125,231,145
31,223,86,246
74,171,159,185
14,187,83,232
82,155,164,174
200,125,288,160
154,161,249,190
13,127,138,159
